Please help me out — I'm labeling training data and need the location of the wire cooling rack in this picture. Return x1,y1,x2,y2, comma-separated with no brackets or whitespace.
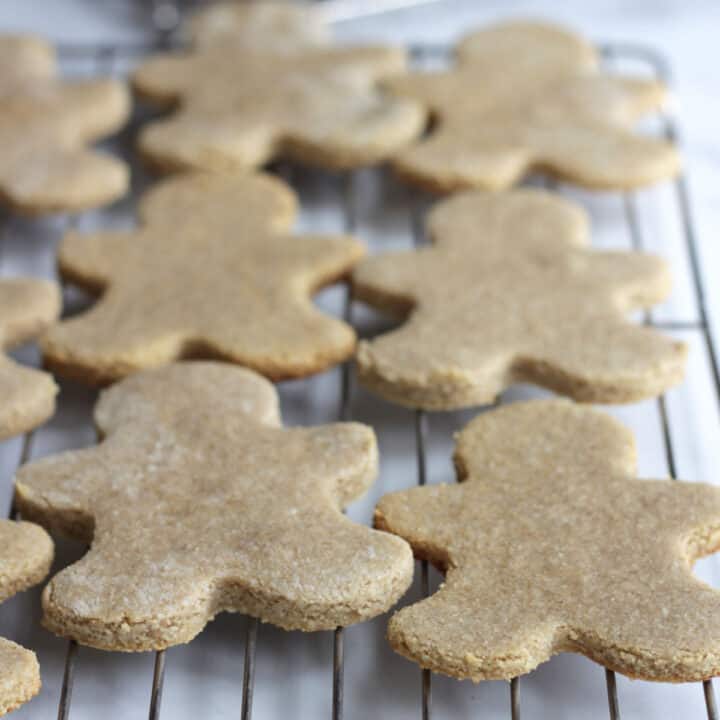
1,12,720,720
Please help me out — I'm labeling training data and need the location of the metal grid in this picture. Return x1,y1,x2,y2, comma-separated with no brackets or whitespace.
0,22,718,720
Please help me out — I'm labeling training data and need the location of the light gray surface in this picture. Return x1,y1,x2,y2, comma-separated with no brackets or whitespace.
1,2,719,718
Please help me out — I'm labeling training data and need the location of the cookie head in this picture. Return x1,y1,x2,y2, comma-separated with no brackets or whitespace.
353,188,686,409
42,172,364,385
376,400,720,682
387,20,679,192
15,362,413,651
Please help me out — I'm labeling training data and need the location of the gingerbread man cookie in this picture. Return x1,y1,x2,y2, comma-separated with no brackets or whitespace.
1,278,61,440
353,189,686,409
375,400,720,682
14,362,413,651
132,8,425,173
386,21,679,192
0,35,129,214
42,172,364,385
0,520,54,716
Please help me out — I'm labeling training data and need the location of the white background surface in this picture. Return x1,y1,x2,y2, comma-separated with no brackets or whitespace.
1,1,720,718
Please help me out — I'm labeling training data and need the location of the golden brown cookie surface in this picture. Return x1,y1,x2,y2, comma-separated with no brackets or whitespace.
133,4,425,172
375,400,720,682
353,189,686,409
15,361,413,651
0,35,129,214
387,21,679,192
43,172,364,385
0,278,61,440
0,520,54,716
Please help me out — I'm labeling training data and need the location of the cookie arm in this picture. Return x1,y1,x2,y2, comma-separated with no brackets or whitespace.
132,53,198,104
14,447,113,544
353,251,430,316
0,278,60,348
375,484,462,569
293,423,379,507
650,479,720,558
383,71,462,112
58,231,134,293
55,79,130,142
285,234,365,291
584,249,673,311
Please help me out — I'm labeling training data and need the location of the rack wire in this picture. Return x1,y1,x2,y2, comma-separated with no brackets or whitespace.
0,18,718,720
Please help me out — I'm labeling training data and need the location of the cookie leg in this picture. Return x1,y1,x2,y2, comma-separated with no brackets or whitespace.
515,319,687,403
357,316,514,410
571,577,720,682
0,639,41,716
41,544,213,652
533,123,679,190
138,113,277,174
283,93,426,170
196,305,357,381
41,299,188,385
0,148,128,215
0,361,57,441
393,133,530,193
388,575,562,681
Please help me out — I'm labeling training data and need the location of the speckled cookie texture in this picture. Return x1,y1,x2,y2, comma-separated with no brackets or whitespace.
375,400,720,682
386,20,679,192
0,278,61,440
0,34,129,214
0,520,54,716
132,1,425,172
42,172,364,385
353,189,686,410
14,361,413,651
